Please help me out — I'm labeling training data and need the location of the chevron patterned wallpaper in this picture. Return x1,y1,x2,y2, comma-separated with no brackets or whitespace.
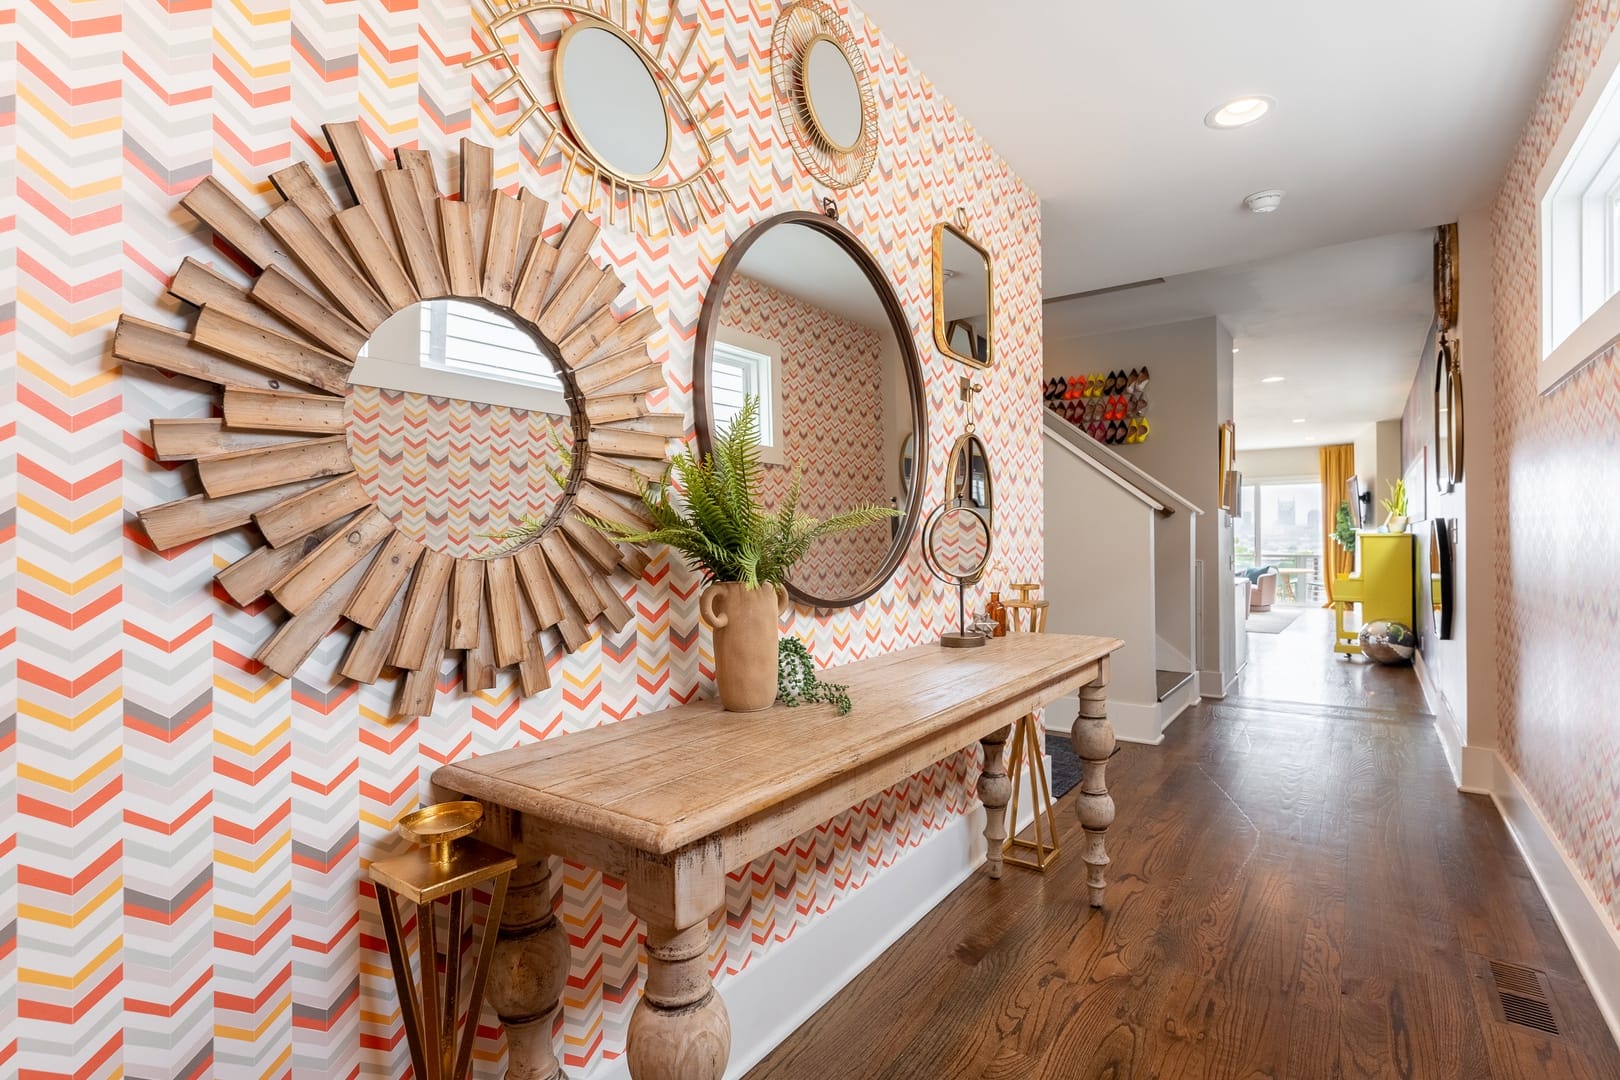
720,273,893,599
0,0,1043,1076
1492,0,1620,935
345,385,575,560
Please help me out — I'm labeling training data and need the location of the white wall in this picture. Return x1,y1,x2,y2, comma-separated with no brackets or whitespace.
1237,445,1318,483
1043,435,1159,742
1047,317,1236,695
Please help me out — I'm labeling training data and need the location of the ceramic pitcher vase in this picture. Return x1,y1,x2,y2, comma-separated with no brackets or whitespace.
700,581,790,712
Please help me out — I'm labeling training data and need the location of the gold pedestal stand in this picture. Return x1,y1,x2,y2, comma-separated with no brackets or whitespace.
1001,594,1060,871
369,801,516,1080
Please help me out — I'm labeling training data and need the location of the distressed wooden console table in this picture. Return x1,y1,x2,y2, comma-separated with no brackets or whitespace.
433,633,1123,1080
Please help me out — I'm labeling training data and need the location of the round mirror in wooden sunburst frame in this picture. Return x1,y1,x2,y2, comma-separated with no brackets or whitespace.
113,123,677,720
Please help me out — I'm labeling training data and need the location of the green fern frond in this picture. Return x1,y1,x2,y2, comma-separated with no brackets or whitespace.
580,395,899,586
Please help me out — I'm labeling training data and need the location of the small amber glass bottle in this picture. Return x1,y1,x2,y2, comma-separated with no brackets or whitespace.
987,591,1006,637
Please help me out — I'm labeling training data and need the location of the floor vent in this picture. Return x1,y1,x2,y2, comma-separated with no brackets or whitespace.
1489,960,1561,1036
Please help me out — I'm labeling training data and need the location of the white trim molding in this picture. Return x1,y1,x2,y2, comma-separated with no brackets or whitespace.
1490,754,1620,1045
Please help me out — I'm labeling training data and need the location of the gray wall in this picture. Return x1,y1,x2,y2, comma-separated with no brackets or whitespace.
1047,316,1237,693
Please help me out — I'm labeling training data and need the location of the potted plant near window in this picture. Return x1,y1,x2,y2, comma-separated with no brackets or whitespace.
582,398,896,712
1382,478,1410,533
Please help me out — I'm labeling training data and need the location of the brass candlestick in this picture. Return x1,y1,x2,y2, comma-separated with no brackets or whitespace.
369,801,516,1080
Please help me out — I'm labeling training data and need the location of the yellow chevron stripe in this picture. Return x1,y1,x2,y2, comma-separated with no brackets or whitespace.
19,747,122,791
18,556,121,595
359,98,420,138
214,995,293,1042
19,692,123,733
20,936,124,988
18,874,123,929
14,86,123,138
16,494,122,533
215,672,286,705
214,881,292,925
18,292,122,335
214,717,292,756
18,355,123,396
220,0,292,26
214,830,291,872
210,154,277,198
211,32,292,77
359,50,419,91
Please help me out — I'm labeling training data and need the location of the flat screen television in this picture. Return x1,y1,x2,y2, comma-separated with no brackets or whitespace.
1346,475,1366,527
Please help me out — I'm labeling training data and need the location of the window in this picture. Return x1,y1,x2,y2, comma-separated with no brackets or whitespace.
1538,30,1620,392
1233,480,1323,605
420,303,564,394
711,328,786,464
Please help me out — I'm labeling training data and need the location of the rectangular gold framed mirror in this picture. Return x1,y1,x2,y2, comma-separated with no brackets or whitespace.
933,220,993,369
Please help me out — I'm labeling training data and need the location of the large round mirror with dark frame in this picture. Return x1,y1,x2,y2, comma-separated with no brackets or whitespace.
695,211,926,608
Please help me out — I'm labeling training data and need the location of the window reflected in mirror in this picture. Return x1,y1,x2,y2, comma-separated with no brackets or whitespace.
934,223,992,368
349,300,575,559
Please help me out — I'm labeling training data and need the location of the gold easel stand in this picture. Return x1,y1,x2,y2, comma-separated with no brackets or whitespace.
1002,593,1060,871
369,801,516,1080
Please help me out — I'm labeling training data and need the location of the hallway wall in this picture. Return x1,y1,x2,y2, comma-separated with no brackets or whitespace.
1046,318,1236,693
1491,0,1620,934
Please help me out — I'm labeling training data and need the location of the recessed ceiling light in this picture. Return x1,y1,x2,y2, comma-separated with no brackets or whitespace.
1232,347,1241,354
1292,417,1307,423
1261,376,1285,384
1205,96,1274,129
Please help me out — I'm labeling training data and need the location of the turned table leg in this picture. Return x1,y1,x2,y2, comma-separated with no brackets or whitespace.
625,843,731,1080
487,860,569,1079
1072,657,1117,906
978,724,1013,879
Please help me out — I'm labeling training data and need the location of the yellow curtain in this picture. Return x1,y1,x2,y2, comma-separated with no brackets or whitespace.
1319,444,1356,604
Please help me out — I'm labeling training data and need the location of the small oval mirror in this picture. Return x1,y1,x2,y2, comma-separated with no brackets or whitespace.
350,299,575,559
555,22,670,181
945,432,993,513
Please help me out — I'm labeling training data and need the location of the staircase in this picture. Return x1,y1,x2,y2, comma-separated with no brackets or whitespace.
1042,410,1202,743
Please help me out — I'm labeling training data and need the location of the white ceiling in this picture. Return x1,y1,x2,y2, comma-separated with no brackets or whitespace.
1046,229,1436,450
856,0,1566,297
731,222,891,330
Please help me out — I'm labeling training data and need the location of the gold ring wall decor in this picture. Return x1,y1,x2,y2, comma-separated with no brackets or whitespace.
465,0,730,231
772,0,879,189
114,123,675,720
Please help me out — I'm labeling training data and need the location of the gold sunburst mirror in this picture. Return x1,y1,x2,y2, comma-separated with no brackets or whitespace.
115,124,675,719
771,0,879,189
465,0,730,232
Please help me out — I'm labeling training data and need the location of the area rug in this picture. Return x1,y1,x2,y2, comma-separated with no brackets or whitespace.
1045,732,1081,799
1246,607,1304,634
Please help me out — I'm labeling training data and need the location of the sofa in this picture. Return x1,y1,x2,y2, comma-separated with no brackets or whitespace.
1242,566,1279,613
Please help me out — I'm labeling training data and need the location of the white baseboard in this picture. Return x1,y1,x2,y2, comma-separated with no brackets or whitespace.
1413,652,1494,794
1158,681,1198,737
1490,754,1620,1046
1042,693,1162,745
579,763,1050,1080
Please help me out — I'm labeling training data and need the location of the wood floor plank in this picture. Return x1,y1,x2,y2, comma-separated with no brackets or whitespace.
746,609,1620,1080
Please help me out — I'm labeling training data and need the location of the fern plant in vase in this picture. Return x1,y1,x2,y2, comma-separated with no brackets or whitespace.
581,397,896,712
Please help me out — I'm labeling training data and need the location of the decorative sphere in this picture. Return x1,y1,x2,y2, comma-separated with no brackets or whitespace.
1359,620,1417,665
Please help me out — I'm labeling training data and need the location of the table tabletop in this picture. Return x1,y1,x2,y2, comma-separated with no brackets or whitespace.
433,633,1122,855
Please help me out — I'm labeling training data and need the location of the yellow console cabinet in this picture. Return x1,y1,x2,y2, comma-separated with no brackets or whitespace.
1331,532,1415,655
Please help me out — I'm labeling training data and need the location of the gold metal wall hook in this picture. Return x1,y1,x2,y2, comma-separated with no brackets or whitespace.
954,206,971,232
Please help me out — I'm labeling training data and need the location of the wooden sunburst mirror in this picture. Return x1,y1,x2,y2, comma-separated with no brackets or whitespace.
115,122,676,719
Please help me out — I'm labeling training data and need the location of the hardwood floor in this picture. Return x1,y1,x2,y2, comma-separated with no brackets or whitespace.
746,614,1620,1079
